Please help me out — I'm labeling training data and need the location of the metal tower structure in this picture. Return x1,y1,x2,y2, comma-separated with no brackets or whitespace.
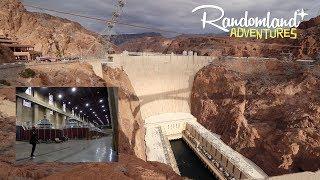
86,0,126,58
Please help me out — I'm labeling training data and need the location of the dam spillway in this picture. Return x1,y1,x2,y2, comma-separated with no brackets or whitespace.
143,112,268,179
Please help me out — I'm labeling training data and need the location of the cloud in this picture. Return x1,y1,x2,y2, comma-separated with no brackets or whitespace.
22,0,319,35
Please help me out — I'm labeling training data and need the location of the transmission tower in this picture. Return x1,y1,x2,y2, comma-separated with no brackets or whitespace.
104,0,126,55
87,0,126,58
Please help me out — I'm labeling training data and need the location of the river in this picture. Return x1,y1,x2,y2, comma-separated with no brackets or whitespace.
170,139,217,180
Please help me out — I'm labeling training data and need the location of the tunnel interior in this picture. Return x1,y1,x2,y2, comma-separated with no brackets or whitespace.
15,87,119,163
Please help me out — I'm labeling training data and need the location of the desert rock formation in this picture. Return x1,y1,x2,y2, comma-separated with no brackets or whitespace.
119,16,320,60
0,45,14,64
296,16,320,59
0,0,107,58
103,66,146,160
191,60,320,176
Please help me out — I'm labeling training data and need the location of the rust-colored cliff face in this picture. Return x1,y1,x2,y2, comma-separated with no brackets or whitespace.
103,66,146,160
191,61,320,176
0,63,180,179
0,0,107,58
296,16,320,59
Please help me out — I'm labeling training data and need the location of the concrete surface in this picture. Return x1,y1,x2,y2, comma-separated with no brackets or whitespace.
110,55,213,119
15,136,116,163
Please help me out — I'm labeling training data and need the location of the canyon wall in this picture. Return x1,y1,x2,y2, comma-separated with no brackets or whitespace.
103,66,146,160
191,60,320,176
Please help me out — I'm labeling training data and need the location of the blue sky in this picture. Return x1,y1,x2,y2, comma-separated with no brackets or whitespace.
22,0,320,36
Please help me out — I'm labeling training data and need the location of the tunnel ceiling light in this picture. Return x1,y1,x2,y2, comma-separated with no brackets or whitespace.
71,87,77,92
85,103,89,107
101,105,105,108
58,94,63,99
90,108,92,111
99,99,103,103
80,110,83,113
103,110,106,112
68,102,71,104
75,107,78,110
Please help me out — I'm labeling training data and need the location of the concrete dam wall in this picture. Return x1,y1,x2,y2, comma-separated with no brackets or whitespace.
110,55,213,120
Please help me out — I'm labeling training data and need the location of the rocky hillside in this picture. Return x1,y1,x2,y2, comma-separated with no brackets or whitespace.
0,45,14,64
118,16,320,60
103,66,146,160
0,0,107,58
191,60,320,176
119,34,283,57
110,32,162,45
119,35,172,53
296,16,320,59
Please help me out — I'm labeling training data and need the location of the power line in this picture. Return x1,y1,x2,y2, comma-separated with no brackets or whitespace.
23,3,184,35
23,3,305,48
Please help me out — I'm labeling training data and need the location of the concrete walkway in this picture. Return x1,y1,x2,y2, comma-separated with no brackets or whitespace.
15,136,117,163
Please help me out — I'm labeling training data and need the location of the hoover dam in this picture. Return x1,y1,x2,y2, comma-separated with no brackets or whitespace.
101,53,269,179
0,53,319,179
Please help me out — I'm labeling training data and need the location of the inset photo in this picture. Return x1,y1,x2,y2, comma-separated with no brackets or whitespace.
15,87,119,163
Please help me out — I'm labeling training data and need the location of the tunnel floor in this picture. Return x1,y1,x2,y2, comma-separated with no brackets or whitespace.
15,136,117,163
170,139,217,180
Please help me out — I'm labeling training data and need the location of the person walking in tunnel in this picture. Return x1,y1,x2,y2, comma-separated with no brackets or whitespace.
29,127,38,159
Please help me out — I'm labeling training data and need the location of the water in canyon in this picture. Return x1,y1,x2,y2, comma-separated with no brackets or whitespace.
170,139,217,180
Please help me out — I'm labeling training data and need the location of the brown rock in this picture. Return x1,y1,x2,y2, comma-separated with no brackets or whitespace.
191,62,320,176
0,45,15,64
0,0,109,58
103,66,146,160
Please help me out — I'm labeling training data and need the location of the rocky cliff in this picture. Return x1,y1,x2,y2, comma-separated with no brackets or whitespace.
103,66,146,160
119,35,172,53
0,0,107,58
295,16,320,59
191,60,320,176
0,45,14,64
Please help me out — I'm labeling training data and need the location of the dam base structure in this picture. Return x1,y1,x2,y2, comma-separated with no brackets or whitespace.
101,53,268,179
